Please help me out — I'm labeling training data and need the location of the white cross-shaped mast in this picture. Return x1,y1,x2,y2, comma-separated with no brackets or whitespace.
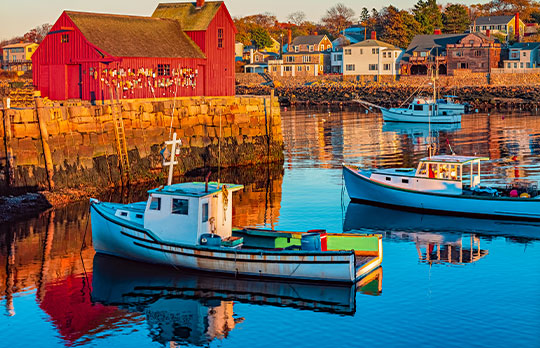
163,132,182,186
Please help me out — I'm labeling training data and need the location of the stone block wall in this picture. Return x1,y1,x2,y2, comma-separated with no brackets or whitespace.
0,96,283,193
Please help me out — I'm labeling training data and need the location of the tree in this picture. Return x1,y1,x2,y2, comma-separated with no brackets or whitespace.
287,11,306,25
360,8,370,24
471,0,540,21
443,4,470,33
380,6,422,48
321,3,356,37
413,0,444,34
250,27,273,49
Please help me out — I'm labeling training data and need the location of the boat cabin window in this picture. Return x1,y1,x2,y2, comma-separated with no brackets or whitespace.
136,214,143,219
418,163,427,176
120,212,128,217
409,105,413,110
414,105,423,111
385,177,391,181
402,179,409,184
202,203,209,222
172,198,189,215
428,105,432,111
149,197,161,210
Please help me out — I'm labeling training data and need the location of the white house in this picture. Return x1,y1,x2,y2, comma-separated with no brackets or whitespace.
342,38,403,78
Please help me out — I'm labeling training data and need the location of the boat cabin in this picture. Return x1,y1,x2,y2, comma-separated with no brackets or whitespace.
416,155,488,187
371,155,489,195
141,182,243,245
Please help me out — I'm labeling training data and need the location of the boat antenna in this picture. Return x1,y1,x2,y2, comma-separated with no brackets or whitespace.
429,67,434,158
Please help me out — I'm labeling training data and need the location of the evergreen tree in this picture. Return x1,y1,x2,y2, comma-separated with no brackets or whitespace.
250,27,273,49
413,0,444,34
443,4,470,33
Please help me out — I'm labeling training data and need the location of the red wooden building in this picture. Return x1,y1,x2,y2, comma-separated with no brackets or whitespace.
32,1,236,101
153,1,237,96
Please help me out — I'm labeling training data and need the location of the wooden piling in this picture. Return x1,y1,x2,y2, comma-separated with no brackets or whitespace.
35,97,55,191
2,97,15,188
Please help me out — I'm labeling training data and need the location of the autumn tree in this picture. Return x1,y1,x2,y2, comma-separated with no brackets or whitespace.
380,6,422,48
413,0,444,34
321,3,356,37
471,0,540,21
443,4,470,33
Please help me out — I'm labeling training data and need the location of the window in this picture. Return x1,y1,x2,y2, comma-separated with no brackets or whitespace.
306,66,310,71
202,203,208,222
458,62,468,69
303,55,311,63
297,66,302,71
327,45,331,50
372,48,379,54
150,197,161,210
335,54,342,61
402,179,409,184
309,45,314,52
344,49,351,55
469,40,475,44
414,105,423,111
382,52,387,58
120,212,128,217
383,63,391,71
61,34,69,43
527,62,531,68
136,214,143,219
385,177,391,181
369,64,378,71
284,66,292,72
294,46,299,52
360,49,363,54
507,63,511,68
217,28,224,48
27,48,33,53
395,52,398,58
172,198,189,215
157,64,170,76
523,51,527,57
286,56,294,62
514,62,518,68
319,65,323,71
272,66,277,71
345,64,355,71
520,62,524,68
474,50,482,57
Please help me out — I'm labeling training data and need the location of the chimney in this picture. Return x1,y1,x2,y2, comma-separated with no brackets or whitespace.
515,13,520,41
196,0,205,8
434,29,442,35
314,31,318,36
370,31,376,40
250,49,254,64
486,29,490,37
287,29,292,52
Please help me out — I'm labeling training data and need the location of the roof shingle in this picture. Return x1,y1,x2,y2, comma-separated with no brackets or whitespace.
66,11,205,59
152,1,223,31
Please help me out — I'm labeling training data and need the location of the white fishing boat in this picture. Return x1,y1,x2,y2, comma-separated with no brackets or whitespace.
381,97,461,123
90,133,383,283
343,155,540,221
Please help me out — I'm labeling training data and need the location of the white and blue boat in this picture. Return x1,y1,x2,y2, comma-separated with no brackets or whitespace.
381,97,462,123
343,155,540,221
90,134,383,283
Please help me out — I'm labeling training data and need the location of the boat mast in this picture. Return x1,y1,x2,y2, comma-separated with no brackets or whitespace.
163,132,182,186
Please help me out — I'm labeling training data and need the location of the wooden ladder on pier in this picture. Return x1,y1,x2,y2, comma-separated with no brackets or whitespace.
109,87,130,184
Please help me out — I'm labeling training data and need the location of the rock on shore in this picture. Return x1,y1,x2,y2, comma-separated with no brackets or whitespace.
237,84,540,110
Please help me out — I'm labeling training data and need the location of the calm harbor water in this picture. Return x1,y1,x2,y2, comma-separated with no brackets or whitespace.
1,108,540,347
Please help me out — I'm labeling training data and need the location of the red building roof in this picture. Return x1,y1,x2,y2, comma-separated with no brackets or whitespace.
65,11,205,59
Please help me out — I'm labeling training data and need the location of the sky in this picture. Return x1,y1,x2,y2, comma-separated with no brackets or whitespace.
0,0,488,41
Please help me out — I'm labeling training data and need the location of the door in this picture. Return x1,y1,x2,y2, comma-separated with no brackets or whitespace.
67,64,81,99
49,65,66,100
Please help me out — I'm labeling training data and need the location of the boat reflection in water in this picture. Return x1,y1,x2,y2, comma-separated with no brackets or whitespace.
343,202,540,266
344,202,540,242
91,254,382,346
